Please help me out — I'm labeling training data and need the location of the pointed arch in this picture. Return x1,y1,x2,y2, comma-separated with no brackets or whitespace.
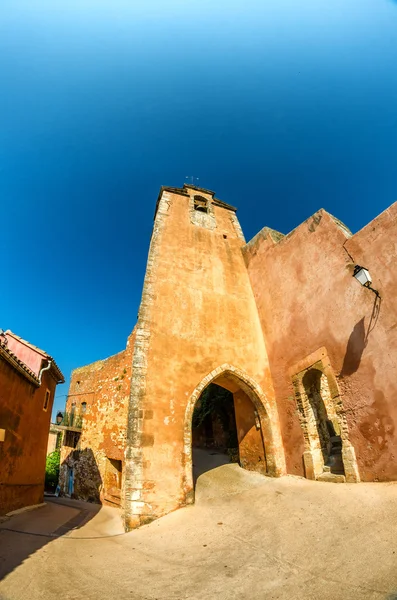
291,351,360,483
182,364,286,504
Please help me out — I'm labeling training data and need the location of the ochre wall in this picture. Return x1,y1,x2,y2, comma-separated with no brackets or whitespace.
124,187,285,528
244,203,397,482
234,389,267,474
60,330,135,506
0,362,56,515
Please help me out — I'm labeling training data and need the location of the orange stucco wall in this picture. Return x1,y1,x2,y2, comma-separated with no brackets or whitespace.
234,389,267,474
244,203,397,481
0,362,56,515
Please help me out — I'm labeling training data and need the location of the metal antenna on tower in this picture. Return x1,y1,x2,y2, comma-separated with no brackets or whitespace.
185,176,199,186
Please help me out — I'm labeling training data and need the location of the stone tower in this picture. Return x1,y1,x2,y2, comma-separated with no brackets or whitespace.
123,185,286,529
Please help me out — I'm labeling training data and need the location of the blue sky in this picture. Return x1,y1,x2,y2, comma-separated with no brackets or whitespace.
1,0,396,416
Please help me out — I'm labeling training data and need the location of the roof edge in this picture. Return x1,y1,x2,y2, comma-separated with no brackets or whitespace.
5,330,65,383
154,184,237,219
0,345,40,386
154,186,190,219
183,183,216,196
212,198,237,212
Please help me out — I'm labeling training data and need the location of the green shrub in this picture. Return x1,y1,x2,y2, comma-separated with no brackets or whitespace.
45,450,60,490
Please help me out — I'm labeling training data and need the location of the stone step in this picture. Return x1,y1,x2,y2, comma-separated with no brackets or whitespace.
317,472,346,483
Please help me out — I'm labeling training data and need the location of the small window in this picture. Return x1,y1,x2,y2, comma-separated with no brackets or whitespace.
193,195,209,213
81,402,87,414
64,431,80,449
43,389,51,411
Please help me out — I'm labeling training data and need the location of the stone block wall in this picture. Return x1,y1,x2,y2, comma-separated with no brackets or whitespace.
59,329,135,506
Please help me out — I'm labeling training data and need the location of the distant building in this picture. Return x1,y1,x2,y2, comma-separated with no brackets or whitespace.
59,331,135,505
47,422,63,456
61,183,397,531
0,330,64,515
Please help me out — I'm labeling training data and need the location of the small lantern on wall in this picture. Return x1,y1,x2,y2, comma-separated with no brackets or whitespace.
353,265,380,298
56,411,64,425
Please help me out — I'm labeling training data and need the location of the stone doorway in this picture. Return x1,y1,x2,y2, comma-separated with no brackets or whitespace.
291,350,360,483
302,369,345,480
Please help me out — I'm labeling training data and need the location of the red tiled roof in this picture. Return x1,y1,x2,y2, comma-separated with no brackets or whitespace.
3,330,65,384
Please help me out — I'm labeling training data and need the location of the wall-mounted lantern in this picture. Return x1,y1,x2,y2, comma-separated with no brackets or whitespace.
56,411,64,425
353,265,381,298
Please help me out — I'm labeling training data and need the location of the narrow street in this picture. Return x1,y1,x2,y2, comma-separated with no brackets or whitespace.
1,464,397,600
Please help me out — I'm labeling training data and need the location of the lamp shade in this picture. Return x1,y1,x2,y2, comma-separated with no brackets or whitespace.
353,265,372,287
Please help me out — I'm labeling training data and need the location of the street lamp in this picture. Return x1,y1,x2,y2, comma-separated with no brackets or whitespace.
353,265,381,298
56,411,64,425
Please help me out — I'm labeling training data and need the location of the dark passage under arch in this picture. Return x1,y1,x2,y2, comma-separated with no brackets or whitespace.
192,383,239,482
191,380,268,487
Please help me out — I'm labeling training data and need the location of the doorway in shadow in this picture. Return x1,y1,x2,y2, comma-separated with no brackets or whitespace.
192,383,239,483
302,369,344,476
184,366,273,506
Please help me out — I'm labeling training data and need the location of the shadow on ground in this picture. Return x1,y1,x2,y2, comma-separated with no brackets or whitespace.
2,470,397,599
0,497,100,580
192,447,231,484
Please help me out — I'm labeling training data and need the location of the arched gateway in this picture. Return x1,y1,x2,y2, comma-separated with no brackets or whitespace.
183,364,283,504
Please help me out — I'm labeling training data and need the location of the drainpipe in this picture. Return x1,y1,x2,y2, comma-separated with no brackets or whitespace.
38,360,52,385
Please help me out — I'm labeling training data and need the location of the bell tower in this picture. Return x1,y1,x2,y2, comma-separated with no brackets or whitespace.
123,184,285,529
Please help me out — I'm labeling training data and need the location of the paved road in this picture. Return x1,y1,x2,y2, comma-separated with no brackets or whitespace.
1,461,397,600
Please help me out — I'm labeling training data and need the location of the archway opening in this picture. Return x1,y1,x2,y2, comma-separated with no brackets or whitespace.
192,383,239,482
302,369,345,476
189,372,269,495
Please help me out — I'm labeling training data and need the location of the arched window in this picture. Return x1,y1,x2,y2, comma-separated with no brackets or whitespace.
193,195,208,214
81,402,87,414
